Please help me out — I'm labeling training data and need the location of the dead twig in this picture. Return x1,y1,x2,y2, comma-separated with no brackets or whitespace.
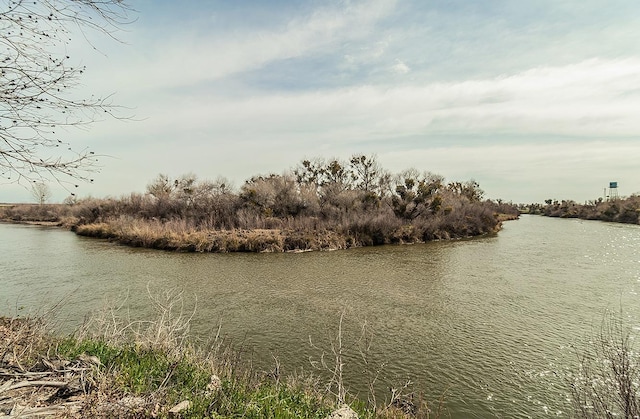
1,380,69,392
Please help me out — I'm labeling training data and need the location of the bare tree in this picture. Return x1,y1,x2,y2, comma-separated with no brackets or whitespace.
146,173,176,201
349,154,380,193
0,0,131,187
30,181,50,205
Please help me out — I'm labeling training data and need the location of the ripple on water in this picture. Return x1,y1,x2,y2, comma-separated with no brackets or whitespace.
2,216,640,418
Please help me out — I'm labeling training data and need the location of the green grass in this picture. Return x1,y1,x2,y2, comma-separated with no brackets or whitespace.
209,381,333,419
54,337,348,418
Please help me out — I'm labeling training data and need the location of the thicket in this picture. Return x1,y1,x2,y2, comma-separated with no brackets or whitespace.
538,195,640,224
1,155,519,252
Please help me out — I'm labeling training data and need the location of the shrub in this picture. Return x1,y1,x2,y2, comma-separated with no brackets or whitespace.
2,158,519,253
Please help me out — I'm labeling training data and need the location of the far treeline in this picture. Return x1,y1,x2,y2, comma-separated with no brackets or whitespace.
524,195,640,225
1,155,519,252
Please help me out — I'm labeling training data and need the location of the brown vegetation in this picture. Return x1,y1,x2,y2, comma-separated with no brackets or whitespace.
0,317,98,417
0,155,519,252
530,195,640,224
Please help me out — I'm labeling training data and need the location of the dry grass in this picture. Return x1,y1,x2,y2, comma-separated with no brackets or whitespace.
71,208,506,254
74,217,352,253
0,317,49,373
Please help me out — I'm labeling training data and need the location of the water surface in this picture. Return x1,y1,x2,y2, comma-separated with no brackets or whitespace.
2,216,640,418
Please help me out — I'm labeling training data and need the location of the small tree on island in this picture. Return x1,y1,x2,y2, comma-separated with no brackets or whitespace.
30,182,51,205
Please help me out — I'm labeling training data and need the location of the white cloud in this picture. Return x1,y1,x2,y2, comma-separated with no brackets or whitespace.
51,57,639,205
392,59,410,74
10,1,640,204
120,57,640,144
84,0,398,94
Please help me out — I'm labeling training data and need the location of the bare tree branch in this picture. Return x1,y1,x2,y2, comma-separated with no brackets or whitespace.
0,0,133,189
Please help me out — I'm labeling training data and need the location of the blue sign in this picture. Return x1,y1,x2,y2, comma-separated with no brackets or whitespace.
610,182,618,188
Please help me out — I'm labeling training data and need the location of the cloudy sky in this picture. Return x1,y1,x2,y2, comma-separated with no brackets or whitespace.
3,0,640,203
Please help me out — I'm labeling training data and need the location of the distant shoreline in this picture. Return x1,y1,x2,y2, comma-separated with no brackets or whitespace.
524,196,640,225
0,219,62,227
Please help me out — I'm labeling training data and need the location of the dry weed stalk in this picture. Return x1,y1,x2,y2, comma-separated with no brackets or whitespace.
570,310,640,418
309,309,350,405
76,286,196,356
0,317,48,371
145,285,196,353
309,310,448,418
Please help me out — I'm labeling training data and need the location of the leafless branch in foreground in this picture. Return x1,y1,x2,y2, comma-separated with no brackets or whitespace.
0,0,133,189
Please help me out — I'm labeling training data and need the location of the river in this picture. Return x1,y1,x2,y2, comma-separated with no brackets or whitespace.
1,215,640,418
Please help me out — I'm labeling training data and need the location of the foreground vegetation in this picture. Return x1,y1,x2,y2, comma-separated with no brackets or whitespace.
522,195,640,225
0,155,518,252
0,322,346,418
569,310,640,418
3,304,639,418
0,294,444,419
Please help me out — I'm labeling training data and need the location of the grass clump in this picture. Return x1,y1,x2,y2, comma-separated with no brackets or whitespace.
58,288,340,418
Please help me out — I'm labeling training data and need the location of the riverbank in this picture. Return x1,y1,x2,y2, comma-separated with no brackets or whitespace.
0,204,519,253
0,315,437,418
71,215,517,253
524,195,640,225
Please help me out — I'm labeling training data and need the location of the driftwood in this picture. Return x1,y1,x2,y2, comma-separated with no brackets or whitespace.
0,357,92,418
0,318,102,417
0,318,193,418
1,402,83,418
0,355,164,418
1,380,69,392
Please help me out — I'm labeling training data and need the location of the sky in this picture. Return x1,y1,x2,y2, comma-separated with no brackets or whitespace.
3,0,640,204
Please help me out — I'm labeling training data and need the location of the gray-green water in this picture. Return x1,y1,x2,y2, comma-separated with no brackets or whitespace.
2,215,640,417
